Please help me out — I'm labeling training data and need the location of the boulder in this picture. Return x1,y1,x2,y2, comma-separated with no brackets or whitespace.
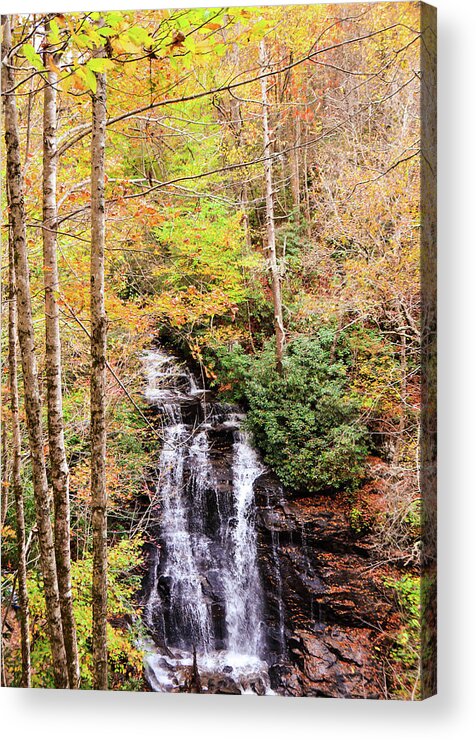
207,675,242,695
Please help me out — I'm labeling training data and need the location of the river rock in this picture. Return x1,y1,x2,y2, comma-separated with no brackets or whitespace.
207,675,242,695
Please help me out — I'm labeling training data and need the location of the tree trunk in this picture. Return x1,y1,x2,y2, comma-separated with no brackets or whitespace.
90,65,108,691
394,309,408,465
302,121,312,240
228,42,252,251
290,114,301,211
7,217,31,688
259,39,285,373
2,15,69,689
42,32,80,689
1,421,8,529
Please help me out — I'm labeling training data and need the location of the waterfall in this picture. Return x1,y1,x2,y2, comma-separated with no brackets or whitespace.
223,430,264,655
155,422,213,652
142,347,272,693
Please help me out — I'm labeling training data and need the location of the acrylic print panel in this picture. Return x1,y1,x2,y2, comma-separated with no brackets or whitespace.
0,2,436,699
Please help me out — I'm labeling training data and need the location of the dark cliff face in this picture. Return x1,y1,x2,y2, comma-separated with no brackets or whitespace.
254,472,395,698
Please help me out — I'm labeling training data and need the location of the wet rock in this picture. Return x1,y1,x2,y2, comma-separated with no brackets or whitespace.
207,675,242,695
249,676,266,696
255,474,395,698
268,662,304,697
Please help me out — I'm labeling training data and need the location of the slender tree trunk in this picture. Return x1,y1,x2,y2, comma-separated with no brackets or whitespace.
7,217,31,688
228,91,254,342
394,309,408,465
1,421,8,529
42,34,80,689
90,65,108,691
291,114,301,211
228,42,252,251
240,181,252,250
302,122,312,240
2,15,69,688
259,40,285,373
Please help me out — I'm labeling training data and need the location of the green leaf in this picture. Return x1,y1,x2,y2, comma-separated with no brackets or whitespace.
127,26,153,46
175,15,189,31
75,66,97,93
22,43,44,71
48,19,61,45
86,57,115,73
97,26,116,38
77,33,95,49
183,36,196,53
105,11,124,28
84,66,97,93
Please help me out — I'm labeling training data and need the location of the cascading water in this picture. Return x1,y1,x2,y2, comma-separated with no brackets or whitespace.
155,422,213,652
141,347,273,694
223,431,264,656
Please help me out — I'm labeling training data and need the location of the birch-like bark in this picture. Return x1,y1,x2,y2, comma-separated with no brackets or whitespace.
42,34,80,689
2,15,68,688
302,122,312,240
290,114,301,211
259,40,285,373
7,219,31,688
1,422,8,529
90,66,108,691
394,306,408,465
228,38,252,251
229,91,252,250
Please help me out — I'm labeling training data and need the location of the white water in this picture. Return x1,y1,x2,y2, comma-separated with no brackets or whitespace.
142,347,272,693
156,422,213,652
224,431,264,655
145,648,272,695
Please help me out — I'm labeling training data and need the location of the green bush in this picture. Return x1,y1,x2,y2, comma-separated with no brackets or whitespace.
214,331,368,493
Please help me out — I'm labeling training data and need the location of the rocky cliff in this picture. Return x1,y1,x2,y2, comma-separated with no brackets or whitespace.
254,471,399,698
